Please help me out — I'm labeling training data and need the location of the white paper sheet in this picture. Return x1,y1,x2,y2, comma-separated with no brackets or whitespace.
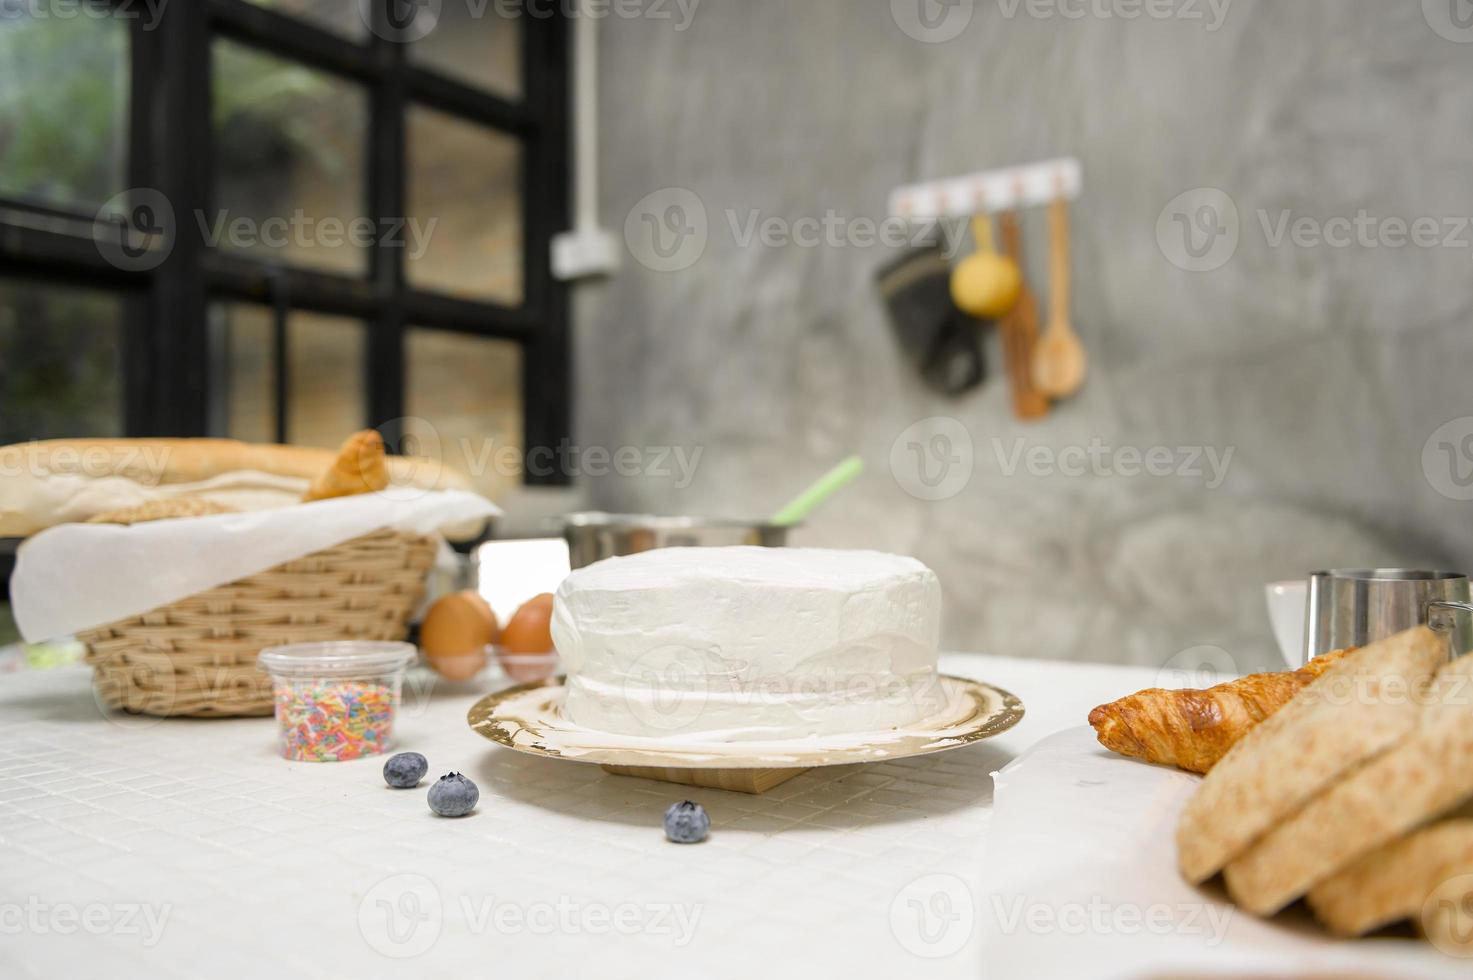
979,726,1465,979
10,490,500,642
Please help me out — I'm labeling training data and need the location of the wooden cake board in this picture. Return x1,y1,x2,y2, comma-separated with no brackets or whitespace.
600,764,810,795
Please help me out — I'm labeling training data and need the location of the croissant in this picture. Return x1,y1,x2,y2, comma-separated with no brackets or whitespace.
302,430,390,502
1088,648,1353,774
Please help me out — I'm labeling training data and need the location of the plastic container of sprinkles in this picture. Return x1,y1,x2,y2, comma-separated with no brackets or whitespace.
257,642,416,762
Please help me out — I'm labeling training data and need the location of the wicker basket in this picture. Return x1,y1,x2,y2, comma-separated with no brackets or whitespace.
78,529,438,718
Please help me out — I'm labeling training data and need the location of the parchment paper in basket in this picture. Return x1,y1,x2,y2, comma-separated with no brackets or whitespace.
9,489,500,643
977,727,1462,979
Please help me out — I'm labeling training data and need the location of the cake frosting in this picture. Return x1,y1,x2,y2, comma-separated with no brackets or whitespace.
551,547,944,741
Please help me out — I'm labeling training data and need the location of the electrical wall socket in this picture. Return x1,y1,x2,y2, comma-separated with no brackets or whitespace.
551,228,621,280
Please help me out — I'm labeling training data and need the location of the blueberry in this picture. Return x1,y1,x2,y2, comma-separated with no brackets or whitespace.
383,752,428,789
663,800,709,844
428,772,479,817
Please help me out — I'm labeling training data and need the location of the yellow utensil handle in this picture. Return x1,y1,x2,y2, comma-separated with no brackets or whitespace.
972,213,997,255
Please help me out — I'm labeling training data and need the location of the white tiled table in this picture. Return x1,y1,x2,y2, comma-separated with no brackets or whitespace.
0,654,1161,979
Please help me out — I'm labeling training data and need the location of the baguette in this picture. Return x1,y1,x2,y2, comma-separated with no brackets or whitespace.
1223,651,1473,915
1,438,333,485
0,437,472,537
1175,626,1446,884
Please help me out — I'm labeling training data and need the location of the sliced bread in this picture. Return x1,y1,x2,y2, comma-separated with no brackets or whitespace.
1223,651,1473,915
1176,625,1446,883
1306,815,1473,936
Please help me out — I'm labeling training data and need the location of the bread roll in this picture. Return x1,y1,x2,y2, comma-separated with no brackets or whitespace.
302,431,390,502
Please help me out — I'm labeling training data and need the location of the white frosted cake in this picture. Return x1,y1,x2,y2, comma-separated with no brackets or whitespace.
551,547,943,741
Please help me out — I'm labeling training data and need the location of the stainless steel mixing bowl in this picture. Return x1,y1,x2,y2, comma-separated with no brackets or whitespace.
562,513,791,569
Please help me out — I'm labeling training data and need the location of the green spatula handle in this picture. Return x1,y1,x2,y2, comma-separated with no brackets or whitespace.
770,456,864,526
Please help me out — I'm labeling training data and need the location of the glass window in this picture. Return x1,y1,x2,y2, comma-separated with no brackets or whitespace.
0,11,128,213
0,3,565,490
0,280,124,443
405,328,522,501
412,2,522,100
208,304,367,447
406,107,523,304
245,0,371,40
212,40,369,276
288,313,366,448
209,303,275,443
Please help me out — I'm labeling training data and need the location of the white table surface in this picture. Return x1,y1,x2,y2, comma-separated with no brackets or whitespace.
0,653,1164,980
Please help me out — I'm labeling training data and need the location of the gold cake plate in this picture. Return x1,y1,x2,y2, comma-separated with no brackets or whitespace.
465,674,1025,794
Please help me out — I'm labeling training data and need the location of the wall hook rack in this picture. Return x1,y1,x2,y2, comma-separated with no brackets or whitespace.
889,157,1082,221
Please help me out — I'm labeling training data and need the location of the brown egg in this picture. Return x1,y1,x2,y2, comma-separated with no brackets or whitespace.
421,591,499,680
497,594,558,682
500,593,555,654
427,649,487,683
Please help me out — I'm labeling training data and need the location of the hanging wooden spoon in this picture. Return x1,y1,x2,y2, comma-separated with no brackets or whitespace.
998,210,1050,421
1031,195,1086,399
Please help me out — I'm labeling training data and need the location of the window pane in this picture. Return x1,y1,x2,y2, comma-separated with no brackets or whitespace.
288,314,365,448
208,303,275,443
0,12,128,212
245,0,370,40
412,1,522,100
405,328,522,501
0,280,124,443
407,108,523,304
208,305,367,447
212,41,369,276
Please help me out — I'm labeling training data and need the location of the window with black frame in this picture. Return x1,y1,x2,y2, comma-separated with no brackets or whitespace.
0,0,571,505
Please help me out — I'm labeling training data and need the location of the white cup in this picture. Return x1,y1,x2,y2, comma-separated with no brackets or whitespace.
1264,580,1307,668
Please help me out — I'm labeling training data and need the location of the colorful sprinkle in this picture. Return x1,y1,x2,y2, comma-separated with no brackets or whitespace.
272,680,399,762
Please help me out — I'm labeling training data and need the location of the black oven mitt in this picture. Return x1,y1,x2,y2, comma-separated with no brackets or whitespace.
875,245,985,397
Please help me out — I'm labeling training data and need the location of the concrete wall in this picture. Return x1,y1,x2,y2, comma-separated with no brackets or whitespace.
572,0,1473,671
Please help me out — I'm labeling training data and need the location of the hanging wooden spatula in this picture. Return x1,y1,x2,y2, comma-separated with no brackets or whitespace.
1031,195,1086,399
998,210,1050,421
